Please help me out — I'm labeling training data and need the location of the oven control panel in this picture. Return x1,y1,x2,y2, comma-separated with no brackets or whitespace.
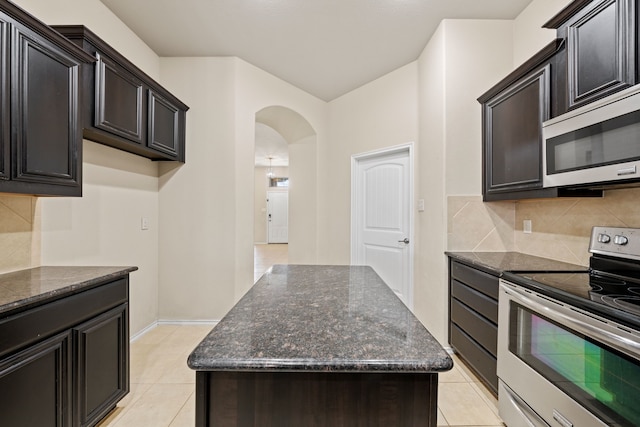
590,226,640,260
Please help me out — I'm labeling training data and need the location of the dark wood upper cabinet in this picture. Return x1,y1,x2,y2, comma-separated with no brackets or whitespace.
94,52,144,145
477,41,597,201
52,25,189,163
482,64,550,199
0,19,8,182
0,0,94,196
13,24,80,190
148,89,184,158
545,0,637,112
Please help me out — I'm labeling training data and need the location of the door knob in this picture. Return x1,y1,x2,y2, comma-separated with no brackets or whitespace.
398,238,409,244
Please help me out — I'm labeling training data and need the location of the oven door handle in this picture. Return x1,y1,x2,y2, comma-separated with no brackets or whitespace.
501,283,640,360
499,381,550,427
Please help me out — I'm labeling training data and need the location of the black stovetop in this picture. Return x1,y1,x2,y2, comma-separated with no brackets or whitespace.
504,257,640,330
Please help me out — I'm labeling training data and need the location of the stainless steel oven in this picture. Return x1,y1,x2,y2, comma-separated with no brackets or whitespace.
498,226,640,427
543,84,640,188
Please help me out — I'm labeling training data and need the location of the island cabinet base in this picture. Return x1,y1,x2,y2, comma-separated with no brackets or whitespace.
195,371,439,427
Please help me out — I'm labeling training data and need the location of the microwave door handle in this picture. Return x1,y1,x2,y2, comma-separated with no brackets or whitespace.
501,284,640,360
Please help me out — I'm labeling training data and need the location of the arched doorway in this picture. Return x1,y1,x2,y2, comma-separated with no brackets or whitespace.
253,106,317,278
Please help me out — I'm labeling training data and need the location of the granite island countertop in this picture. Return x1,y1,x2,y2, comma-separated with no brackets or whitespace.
188,265,453,373
446,251,586,276
0,266,138,317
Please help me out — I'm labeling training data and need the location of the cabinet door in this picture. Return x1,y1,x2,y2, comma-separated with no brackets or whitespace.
75,304,129,427
148,88,183,160
0,20,8,181
11,24,82,194
566,0,635,109
483,65,550,197
95,52,144,145
0,331,72,427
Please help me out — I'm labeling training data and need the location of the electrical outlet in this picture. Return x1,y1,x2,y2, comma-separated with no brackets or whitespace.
523,219,532,234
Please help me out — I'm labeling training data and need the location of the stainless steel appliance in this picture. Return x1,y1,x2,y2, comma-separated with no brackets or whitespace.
543,84,640,188
498,226,640,427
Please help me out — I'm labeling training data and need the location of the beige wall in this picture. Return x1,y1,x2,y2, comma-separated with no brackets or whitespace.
156,57,238,322
41,142,160,333
157,57,326,320
513,0,571,66
416,23,447,345
417,20,514,343
254,166,289,244
320,63,419,264
288,135,318,264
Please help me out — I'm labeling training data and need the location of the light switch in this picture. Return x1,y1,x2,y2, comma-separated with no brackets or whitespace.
523,219,532,234
141,217,150,230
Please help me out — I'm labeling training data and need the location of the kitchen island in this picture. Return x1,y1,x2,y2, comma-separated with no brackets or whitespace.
188,265,452,427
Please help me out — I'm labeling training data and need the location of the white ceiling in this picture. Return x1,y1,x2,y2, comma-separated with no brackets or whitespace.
100,0,533,102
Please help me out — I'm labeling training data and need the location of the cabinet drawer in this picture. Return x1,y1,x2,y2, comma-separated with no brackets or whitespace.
450,298,497,356
450,261,499,299
0,279,127,358
451,280,498,324
450,324,497,394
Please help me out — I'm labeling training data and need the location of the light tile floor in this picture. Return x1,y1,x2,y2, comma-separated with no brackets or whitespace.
97,244,503,426
254,243,289,282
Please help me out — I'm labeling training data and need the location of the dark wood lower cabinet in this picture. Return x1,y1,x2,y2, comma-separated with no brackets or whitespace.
195,371,439,427
448,259,499,395
75,304,129,427
0,277,130,427
0,331,72,427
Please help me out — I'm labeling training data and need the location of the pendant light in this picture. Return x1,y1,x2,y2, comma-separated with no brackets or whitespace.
267,157,274,177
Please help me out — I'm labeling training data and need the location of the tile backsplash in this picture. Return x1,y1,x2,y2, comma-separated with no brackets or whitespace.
0,195,39,273
447,196,516,252
448,187,640,266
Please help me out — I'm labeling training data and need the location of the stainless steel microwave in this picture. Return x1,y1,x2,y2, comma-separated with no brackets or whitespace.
543,84,640,188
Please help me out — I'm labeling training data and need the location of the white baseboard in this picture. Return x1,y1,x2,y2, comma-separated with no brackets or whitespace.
130,319,219,343
157,319,219,326
130,321,158,342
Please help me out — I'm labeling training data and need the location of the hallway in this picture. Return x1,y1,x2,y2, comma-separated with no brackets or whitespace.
254,243,288,282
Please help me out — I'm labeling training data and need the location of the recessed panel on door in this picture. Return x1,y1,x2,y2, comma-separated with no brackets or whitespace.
148,89,180,158
95,53,144,144
0,20,7,181
14,26,80,188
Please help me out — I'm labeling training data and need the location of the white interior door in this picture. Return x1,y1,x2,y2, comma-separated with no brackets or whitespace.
352,146,413,308
267,191,288,243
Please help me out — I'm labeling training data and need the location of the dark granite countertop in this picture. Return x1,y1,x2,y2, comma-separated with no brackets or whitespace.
446,251,586,276
188,265,453,373
0,266,138,317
